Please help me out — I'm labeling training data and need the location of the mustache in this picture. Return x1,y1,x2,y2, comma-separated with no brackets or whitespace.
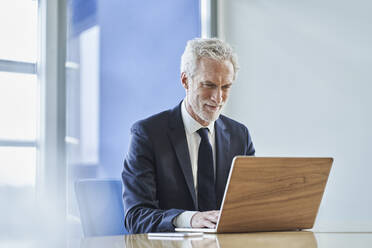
204,102,224,108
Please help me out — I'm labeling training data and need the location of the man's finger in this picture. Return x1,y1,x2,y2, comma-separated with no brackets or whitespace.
204,213,218,223
201,219,216,228
207,210,220,218
190,211,220,228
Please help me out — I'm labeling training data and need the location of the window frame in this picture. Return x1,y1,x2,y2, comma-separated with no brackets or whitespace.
36,0,67,225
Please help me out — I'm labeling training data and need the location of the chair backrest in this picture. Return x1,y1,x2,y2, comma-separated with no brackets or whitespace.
75,179,128,237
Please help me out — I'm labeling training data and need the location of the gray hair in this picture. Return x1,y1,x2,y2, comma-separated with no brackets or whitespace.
180,38,239,80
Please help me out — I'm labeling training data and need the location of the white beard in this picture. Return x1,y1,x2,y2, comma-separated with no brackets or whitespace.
188,96,223,124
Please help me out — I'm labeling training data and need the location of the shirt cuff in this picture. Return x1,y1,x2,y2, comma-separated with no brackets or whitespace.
173,211,198,228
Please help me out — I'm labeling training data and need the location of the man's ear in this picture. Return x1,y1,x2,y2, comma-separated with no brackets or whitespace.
181,72,189,90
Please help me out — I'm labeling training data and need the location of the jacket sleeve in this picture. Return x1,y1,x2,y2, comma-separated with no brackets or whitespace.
244,126,255,156
122,122,184,233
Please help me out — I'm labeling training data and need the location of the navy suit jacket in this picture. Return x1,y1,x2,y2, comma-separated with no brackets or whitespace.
122,102,255,233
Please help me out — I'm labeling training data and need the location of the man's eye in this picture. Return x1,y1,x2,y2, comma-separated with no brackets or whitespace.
203,83,215,88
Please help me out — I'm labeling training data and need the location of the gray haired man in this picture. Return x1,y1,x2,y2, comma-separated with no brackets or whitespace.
122,38,255,233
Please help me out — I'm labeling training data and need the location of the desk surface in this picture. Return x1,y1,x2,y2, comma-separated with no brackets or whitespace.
81,232,372,248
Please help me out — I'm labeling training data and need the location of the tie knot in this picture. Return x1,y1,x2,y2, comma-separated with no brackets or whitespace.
197,128,209,140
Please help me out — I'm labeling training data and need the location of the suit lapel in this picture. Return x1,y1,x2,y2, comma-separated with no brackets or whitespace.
215,117,231,209
168,103,197,209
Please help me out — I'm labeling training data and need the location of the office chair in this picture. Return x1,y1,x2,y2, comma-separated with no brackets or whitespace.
75,179,128,237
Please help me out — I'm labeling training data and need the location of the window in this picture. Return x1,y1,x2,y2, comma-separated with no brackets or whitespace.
0,0,38,187
0,0,69,240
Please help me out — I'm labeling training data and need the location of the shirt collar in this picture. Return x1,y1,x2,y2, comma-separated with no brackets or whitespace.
181,99,215,135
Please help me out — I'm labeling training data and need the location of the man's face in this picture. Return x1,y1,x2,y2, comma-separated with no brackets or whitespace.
183,57,234,126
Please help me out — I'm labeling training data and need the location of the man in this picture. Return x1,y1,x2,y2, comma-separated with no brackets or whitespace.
122,38,255,233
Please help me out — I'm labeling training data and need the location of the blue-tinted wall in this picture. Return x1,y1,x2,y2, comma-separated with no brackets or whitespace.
98,1,201,177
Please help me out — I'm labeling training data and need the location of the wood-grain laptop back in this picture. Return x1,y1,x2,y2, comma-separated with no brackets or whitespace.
217,157,333,233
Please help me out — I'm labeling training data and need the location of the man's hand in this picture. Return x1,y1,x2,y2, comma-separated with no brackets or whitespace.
190,210,220,228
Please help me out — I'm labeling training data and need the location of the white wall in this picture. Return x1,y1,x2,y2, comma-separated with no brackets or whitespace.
219,0,372,231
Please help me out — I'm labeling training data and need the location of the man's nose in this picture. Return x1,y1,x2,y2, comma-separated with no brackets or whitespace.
211,88,223,104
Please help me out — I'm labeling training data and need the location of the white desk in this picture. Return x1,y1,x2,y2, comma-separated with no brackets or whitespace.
80,232,372,248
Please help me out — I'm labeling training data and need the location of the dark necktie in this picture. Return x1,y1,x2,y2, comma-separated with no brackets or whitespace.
197,128,217,211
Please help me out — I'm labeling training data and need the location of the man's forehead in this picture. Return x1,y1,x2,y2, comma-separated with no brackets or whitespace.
196,58,234,77
196,57,233,72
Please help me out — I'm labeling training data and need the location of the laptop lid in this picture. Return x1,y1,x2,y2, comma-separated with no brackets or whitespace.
216,156,333,233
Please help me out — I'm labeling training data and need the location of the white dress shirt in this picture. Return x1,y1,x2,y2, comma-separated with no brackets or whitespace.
173,99,216,228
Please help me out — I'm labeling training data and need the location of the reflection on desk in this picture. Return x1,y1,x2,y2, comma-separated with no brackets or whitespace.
81,231,317,248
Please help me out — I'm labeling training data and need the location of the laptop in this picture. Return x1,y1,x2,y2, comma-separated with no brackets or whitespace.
176,156,333,233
